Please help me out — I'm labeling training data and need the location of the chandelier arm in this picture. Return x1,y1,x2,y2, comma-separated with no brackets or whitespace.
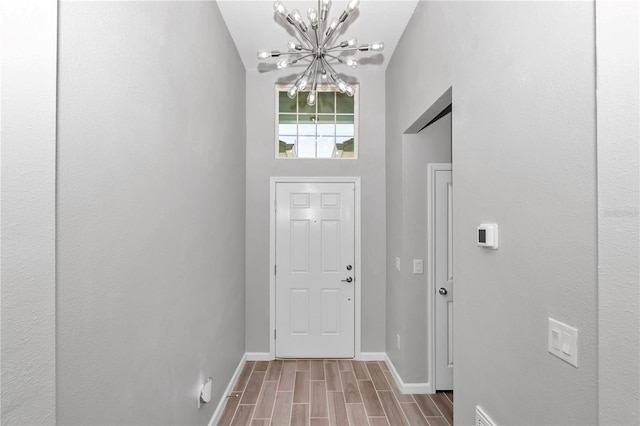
311,58,320,92
326,46,359,52
297,26,315,47
294,53,315,62
277,51,312,56
322,58,346,83
321,17,348,49
313,28,320,48
286,20,314,48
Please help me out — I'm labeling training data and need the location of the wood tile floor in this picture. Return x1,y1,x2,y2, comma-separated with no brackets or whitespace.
218,360,453,426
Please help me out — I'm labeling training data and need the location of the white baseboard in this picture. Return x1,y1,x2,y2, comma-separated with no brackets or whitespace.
384,353,433,394
356,352,386,361
245,352,275,361
208,354,247,426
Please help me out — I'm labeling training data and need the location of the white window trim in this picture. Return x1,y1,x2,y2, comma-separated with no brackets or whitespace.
274,83,359,159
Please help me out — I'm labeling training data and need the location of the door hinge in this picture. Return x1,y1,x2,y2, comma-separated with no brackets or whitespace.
274,264,277,276
274,200,277,211
274,329,277,340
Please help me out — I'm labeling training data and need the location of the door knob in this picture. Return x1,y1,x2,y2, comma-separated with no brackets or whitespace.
341,277,353,283
438,287,447,295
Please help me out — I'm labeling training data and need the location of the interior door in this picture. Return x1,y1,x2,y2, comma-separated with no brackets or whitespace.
275,182,355,358
434,167,453,390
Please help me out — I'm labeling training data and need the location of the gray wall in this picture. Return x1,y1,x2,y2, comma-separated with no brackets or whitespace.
387,2,598,424
1,0,57,423
57,2,246,424
386,114,452,383
596,1,640,423
244,71,386,353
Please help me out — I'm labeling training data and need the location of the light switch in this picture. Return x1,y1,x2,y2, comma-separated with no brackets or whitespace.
561,332,572,355
413,259,424,274
551,328,561,350
548,318,578,367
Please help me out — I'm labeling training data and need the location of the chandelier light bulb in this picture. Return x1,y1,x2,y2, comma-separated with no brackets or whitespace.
348,38,357,47
287,41,297,50
291,9,302,23
257,50,271,60
326,17,339,37
277,59,290,69
346,0,360,13
345,85,355,97
371,41,384,51
287,85,298,99
321,0,331,12
308,8,318,26
336,79,348,93
297,76,309,91
307,91,317,106
321,70,328,81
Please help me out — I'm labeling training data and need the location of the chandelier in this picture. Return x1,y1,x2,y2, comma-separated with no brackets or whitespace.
257,0,384,106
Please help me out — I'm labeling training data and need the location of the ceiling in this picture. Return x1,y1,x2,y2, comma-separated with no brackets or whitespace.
217,0,419,74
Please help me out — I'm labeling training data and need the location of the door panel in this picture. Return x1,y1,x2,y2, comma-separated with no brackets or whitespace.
434,168,454,390
276,182,355,358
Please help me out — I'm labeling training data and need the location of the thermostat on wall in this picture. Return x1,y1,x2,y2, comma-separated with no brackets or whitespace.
477,223,499,249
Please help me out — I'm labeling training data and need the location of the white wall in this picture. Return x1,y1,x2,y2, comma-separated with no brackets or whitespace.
244,71,386,354
596,1,640,423
0,0,57,423
387,1,598,423
56,2,246,423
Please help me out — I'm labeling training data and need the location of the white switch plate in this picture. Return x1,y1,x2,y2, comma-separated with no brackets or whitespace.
413,259,424,274
548,318,578,367
395,257,400,271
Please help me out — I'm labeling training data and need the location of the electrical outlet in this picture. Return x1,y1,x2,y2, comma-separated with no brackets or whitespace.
396,334,401,351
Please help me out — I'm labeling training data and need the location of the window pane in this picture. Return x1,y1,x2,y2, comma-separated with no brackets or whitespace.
336,123,354,136
336,136,355,156
298,123,316,137
297,93,316,114
317,124,335,137
279,123,297,135
279,92,297,113
279,113,297,124
317,92,335,114
336,93,354,113
297,136,316,158
316,137,336,158
336,114,354,123
278,136,297,157
317,115,335,123
299,114,317,124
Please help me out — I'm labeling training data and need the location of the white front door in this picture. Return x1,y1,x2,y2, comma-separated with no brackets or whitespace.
275,182,355,358
434,167,453,390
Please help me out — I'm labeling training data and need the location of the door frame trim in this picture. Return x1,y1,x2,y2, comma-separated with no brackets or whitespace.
269,176,362,359
427,163,452,393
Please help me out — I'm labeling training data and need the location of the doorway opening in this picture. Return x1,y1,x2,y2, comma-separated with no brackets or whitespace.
403,87,454,393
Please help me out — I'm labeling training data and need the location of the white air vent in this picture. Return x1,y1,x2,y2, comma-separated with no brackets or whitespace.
476,406,495,426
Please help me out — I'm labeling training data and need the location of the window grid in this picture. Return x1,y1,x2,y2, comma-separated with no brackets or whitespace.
277,87,356,159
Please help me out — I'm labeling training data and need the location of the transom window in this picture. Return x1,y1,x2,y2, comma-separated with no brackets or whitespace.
276,85,358,159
